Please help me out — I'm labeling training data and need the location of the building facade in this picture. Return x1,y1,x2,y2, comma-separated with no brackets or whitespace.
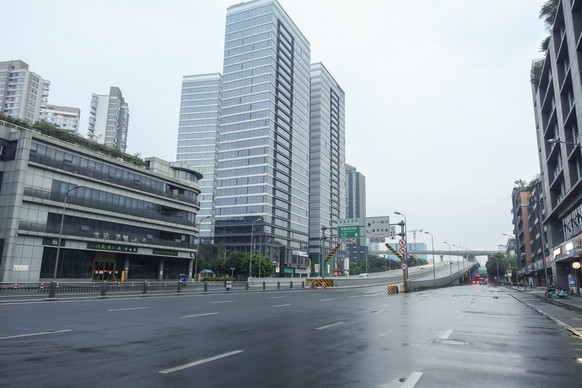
211,0,313,277
0,60,50,123
345,164,367,263
176,73,222,245
41,104,81,133
309,62,346,277
530,0,582,290
0,118,202,283
88,87,129,152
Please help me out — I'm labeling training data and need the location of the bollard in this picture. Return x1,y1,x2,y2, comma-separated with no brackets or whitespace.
100,281,107,297
48,281,57,299
290,281,293,289
302,281,305,289
204,281,208,292
277,281,280,290
176,280,182,293
142,281,148,295
262,281,266,290
246,281,249,291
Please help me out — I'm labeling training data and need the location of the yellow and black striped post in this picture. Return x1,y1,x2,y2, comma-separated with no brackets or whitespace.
385,243,407,292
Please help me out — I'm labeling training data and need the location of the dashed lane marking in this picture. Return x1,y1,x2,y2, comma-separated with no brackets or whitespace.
107,307,150,312
316,321,344,330
209,300,233,304
158,350,244,374
271,304,290,308
179,312,219,319
440,329,453,340
401,371,423,387
0,329,72,341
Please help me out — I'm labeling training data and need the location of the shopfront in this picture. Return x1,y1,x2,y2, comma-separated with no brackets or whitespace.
552,235,582,293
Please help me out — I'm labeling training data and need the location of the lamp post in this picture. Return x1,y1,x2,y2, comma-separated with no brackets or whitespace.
503,233,518,286
443,241,452,274
53,185,83,280
424,231,436,288
548,137,582,148
393,211,407,258
453,244,463,272
249,218,260,278
320,226,328,278
194,215,211,282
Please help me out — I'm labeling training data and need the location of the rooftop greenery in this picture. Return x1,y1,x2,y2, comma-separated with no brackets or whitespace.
0,113,146,167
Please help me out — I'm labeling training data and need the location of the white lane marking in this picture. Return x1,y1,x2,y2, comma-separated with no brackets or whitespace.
456,314,464,320
209,300,233,304
271,304,290,308
179,312,219,319
158,350,244,374
372,309,385,314
319,298,334,302
440,329,453,340
350,295,362,298
269,296,286,299
401,371,423,388
0,329,72,341
378,330,393,337
107,307,150,312
316,321,345,330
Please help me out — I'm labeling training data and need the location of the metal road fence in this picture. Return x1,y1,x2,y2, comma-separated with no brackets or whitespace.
0,280,308,301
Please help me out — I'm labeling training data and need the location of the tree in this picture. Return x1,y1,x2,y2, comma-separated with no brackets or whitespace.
485,253,509,284
538,0,559,52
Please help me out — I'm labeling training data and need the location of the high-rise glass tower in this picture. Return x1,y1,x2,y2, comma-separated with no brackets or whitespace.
212,0,312,275
345,163,366,262
176,73,222,241
309,62,346,276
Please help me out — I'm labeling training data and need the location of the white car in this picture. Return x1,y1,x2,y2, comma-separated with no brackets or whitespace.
358,273,369,278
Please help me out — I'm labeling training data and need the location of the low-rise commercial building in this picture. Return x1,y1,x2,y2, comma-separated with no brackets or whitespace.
0,118,202,283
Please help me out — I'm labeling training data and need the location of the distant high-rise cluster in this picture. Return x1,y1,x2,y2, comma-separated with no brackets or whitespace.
0,60,129,150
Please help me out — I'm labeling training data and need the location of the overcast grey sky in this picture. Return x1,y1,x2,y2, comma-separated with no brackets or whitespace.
2,0,547,252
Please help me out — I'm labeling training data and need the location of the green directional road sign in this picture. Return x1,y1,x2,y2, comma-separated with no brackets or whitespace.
338,225,360,239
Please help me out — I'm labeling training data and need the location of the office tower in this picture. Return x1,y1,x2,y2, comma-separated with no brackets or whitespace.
345,164,367,262
88,87,129,151
0,60,50,122
309,62,346,276
530,0,582,288
212,0,312,276
176,73,222,242
41,104,81,133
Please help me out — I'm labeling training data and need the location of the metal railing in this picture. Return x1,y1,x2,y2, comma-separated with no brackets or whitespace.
0,280,307,301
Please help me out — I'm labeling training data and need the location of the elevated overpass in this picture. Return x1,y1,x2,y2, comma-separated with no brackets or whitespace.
369,249,497,257
250,261,481,292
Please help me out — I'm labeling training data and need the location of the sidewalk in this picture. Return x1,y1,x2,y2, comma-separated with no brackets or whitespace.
510,285,582,314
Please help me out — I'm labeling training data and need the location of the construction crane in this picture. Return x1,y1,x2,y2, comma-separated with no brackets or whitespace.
408,229,423,259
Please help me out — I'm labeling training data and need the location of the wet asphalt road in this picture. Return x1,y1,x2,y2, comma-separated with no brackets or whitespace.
1,284,581,388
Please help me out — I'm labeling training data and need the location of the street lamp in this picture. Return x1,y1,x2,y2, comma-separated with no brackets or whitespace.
249,218,260,277
548,137,582,148
393,211,407,256
443,241,452,274
424,231,436,287
320,226,329,278
453,244,463,272
194,215,211,282
53,185,83,280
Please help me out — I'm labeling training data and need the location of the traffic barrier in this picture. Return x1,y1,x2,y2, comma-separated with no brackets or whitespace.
387,285,398,294
305,278,334,288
